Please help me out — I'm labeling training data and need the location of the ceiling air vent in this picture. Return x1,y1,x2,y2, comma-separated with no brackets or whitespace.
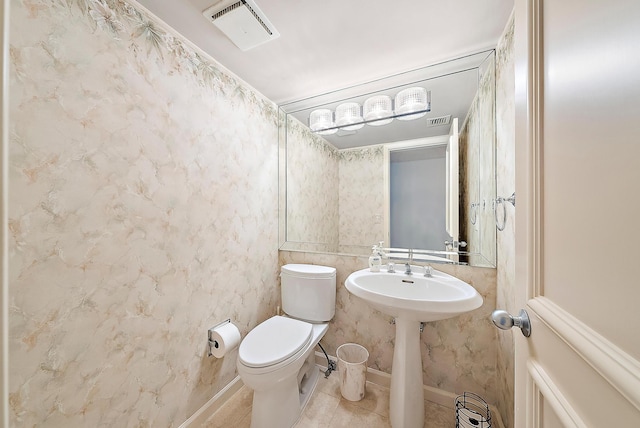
425,115,452,127
203,0,280,51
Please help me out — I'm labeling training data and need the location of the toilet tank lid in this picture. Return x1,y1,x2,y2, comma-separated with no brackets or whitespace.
281,264,336,279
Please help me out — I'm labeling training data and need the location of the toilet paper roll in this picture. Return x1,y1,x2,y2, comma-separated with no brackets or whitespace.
209,322,241,358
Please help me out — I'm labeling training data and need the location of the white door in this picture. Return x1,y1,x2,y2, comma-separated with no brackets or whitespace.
514,0,640,426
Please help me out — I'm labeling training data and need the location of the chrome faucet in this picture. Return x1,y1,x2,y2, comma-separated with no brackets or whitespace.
405,249,414,275
404,263,412,275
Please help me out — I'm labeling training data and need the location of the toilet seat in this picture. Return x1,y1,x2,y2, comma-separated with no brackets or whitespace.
239,316,313,368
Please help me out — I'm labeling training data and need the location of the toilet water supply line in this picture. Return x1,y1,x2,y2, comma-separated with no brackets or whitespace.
274,304,335,378
317,342,336,378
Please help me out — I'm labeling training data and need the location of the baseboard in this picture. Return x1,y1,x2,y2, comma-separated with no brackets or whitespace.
181,355,506,428
315,351,506,428
178,376,243,428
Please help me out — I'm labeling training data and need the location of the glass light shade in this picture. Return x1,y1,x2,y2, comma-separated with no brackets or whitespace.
395,87,430,120
309,109,338,135
363,95,394,126
335,102,364,130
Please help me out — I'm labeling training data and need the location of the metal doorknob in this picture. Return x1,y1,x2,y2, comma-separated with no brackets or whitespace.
491,309,531,337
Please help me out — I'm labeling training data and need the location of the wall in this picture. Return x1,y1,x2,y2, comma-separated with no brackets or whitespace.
337,146,384,254
495,12,516,428
9,0,279,426
285,118,339,251
459,53,497,267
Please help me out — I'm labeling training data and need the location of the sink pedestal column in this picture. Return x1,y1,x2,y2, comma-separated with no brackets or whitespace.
389,317,424,428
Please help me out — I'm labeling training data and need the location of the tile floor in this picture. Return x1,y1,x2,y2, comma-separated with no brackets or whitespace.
203,370,455,428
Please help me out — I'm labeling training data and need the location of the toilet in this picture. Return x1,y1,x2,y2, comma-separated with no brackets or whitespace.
237,264,336,428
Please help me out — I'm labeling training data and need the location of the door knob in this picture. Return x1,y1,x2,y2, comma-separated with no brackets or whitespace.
491,309,531,337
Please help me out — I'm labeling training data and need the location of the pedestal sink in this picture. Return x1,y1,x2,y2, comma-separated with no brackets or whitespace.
345,266,483,428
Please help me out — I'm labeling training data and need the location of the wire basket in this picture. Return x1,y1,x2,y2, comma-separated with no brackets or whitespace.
455,392,492,428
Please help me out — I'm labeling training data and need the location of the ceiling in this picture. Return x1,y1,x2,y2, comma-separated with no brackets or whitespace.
136,0,514,106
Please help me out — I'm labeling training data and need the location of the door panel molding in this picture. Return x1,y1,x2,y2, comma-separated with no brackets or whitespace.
529,297,640,412
527,360,586,428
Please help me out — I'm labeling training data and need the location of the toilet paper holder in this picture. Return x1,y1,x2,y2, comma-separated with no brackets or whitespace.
208,319,231,357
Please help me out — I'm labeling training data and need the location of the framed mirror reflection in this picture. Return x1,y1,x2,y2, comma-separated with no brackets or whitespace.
278,50,497,267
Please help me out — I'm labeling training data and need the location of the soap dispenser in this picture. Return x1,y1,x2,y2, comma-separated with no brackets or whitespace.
369,245,382,272
377,241,386,260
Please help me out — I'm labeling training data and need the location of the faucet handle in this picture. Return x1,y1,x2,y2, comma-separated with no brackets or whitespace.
424,265,433,277
387,262,395,273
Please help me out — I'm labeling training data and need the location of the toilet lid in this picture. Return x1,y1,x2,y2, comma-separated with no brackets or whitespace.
239,316,313,368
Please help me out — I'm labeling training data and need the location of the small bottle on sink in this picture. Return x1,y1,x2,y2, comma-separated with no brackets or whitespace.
369,245,382,272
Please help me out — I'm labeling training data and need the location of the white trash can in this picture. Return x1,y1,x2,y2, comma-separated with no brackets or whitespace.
336,343,369,401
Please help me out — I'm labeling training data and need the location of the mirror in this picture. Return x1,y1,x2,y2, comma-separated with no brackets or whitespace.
278,50,496,267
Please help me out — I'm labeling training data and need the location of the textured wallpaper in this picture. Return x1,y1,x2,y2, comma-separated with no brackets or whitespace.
459,52,497,268
284,135,386,255
338,146,385,253
9,0,279,426
285,118,339,251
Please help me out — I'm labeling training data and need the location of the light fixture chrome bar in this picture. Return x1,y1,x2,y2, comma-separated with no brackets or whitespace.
310,107,432,134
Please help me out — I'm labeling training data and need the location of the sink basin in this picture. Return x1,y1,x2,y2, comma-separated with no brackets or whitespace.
345,266,483,428
345,267,482,321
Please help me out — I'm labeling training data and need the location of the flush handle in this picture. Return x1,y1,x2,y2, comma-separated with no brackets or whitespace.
491,309,531,337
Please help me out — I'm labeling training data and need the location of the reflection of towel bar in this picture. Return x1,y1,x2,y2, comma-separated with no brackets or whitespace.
470,202,479,225
495,192,516,231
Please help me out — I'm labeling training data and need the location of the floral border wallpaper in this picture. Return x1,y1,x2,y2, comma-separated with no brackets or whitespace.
9,0,279,425
53,0,279,121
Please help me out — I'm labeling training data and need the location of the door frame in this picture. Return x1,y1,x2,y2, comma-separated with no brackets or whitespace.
514,0,640,426
382,134,449,247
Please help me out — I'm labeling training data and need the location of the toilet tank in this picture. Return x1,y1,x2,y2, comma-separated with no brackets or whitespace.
281,264,336,322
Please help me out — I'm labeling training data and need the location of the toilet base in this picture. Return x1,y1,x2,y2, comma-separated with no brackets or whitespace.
239,321,329,428
249,354,321,428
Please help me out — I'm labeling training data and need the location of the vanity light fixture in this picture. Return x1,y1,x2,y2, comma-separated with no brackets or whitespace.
308,87,431,134
335,102,365,130
363,95,394,126
395,87,430,120
309,109,338,135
